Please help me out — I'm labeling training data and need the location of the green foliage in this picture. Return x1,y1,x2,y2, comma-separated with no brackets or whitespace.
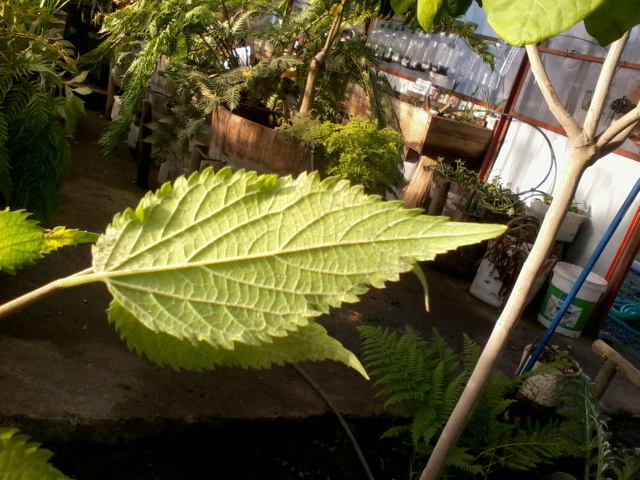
415,0,634,47
86,0,269,153
0,428,72,480
429,158,524,217
560,379,640,480
0,208,98,274
145,54,303,163
584,0,640,46
89,0,398,163
0,0,86,223
359,326,575,478
87,168,504,374
282,116,403,195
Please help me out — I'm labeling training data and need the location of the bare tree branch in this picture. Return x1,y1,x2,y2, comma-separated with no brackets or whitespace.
596,104,640,151
525,44,584,142
583,32,629,142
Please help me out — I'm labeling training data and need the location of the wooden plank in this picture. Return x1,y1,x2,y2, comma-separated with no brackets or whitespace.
427,173,450,216
391,97,430,152
592,339,640,392
403,155,437,208
209,107,309,175
592,358,618,400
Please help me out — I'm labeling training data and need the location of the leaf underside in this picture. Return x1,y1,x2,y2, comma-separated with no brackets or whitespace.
0,208,99,274
93,168,505,375
0,428,71,480
584,0,640,46
483,0,606,46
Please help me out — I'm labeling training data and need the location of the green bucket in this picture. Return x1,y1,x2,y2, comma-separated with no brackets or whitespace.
537,262,608,337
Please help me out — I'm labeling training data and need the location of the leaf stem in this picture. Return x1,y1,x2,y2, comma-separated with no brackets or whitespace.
0,267,98,321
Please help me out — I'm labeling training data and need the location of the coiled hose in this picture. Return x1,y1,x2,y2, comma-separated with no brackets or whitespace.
608,299,640,337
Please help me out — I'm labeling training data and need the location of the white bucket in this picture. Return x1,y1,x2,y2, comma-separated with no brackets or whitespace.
537,262,608,337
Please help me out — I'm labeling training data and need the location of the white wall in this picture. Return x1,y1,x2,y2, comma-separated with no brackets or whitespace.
490,122,640,277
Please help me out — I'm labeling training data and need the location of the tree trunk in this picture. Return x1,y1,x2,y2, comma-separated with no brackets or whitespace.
299,4,345,114
420,31,636,479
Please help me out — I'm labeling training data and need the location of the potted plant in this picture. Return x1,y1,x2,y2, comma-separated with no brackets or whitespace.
517,344,582,407
527,195,589,244
469,215,555,308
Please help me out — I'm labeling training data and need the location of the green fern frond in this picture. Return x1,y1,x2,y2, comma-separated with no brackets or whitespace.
361,326,577,478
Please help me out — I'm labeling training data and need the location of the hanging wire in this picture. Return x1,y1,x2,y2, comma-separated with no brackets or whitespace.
446,108,558,196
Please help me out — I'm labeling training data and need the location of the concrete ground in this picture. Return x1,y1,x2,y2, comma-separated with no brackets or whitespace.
0,109,638,447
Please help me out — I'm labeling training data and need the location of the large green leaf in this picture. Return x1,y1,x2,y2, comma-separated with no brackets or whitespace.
482,0,607,46
0,208,99,274
109,299,367,375
392,0,416,16
92,168,505,374
417,0,444,32
0,428,72,480
584,0,640,46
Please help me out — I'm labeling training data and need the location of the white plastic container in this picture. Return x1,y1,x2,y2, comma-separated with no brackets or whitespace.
537,262,608,337
527,199,588,243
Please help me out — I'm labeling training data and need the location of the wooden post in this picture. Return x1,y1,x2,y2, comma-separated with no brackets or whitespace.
592,358,618,400
591,339,640,399
403,155,437,209
105,55,116,120
427,174,450,216
136,99,152,189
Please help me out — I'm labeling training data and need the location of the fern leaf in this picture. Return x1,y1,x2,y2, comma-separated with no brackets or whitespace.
0,428,71,480
88,169,504,374
0,208,99,274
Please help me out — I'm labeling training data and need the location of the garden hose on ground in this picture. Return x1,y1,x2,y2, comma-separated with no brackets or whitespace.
608,299,640,338
293,364,376,480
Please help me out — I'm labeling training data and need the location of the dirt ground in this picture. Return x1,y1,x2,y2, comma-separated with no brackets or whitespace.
1,108,639,478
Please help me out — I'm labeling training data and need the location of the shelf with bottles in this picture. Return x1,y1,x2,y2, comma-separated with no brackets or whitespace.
365,18,521,105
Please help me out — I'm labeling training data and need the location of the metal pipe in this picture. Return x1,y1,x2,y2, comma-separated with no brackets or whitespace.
521,177,640,373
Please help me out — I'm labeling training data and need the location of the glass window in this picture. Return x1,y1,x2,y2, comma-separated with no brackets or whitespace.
513,53,640,156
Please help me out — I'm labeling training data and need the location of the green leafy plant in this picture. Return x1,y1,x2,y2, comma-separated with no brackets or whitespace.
429,158,524,218
359,326,575,478
0,428,72,480
559,378,640,480
86,0,396,160
0,168,505,373
0,0,87,223
0,169,505,477
0,208,98,274
281,116,403,195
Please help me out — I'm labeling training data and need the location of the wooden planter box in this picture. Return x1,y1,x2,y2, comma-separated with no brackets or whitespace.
209,106,311,176
345,85,493,162
392,98,493,162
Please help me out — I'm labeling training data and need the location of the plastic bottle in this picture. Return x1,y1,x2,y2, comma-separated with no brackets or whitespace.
439,33,460,76
420,32,439,72
391,26,410,63
401,28,420,68
431,32,450,73
407,31,428,71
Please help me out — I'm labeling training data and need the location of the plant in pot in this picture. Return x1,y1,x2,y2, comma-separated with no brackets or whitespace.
426,158,525,222
516,344,582,408
280,115,404,196
425,158,526,279
469,215,549,308
527,194,589,244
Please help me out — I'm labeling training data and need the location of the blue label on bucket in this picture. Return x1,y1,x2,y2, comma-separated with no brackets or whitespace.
543,294,583,329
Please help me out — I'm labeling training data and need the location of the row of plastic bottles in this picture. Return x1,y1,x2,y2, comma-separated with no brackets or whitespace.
366,21,520,98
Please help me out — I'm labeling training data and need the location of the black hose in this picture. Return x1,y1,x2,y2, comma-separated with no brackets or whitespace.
293,364,376,480
446,108,558,194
